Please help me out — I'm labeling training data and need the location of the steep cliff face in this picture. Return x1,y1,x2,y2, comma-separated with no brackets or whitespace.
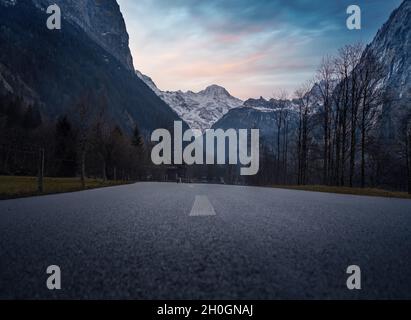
32,0,134,71
366,0,410,97
363,0,411,138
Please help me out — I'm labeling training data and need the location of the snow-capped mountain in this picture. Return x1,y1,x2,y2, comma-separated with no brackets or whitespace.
243,96,302,113
212,96,300,153
136,71,243,131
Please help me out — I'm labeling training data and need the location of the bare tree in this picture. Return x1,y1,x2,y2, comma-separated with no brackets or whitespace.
71,93,96,188
347,43,365,187
334,45,356,186
316,56,336,185
282,107,290,184
295,82,313,185
90,95,113,182
357,52,385,188
272,90,289,183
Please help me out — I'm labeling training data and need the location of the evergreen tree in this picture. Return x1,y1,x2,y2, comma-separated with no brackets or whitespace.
54,115,77,177
132,125,144,148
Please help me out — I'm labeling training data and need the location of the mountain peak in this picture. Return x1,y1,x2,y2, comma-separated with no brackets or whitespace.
244,96,268,106
201,84,231,97
134,72,243,130
135,70,161,94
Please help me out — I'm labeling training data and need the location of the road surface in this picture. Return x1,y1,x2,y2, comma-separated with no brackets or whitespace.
1,182,411,299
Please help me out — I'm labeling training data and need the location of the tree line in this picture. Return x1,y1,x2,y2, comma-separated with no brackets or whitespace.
1,43,411,193
248,43,411,193
0,91,150,185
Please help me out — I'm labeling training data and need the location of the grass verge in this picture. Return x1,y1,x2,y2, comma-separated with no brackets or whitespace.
270,184,411,199
0,176,132,200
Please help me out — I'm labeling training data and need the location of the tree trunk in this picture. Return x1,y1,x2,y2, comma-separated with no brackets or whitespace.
349,80,357,188
283,121,288,184
323,102,329,185
349,128,356,187
80,150,86,189
3,148,10,173
37,148,44,193
102,160,107,182
302,112,308,185
361,121,366,189
341,112,347,187
407,128,411,194
297,113,302,185
334,106,341,186
276,123,281,183
360,89,367,189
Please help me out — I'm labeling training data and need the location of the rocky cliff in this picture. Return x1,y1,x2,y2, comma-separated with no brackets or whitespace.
0,0,184,133
32,0,134,71
363,0,411,138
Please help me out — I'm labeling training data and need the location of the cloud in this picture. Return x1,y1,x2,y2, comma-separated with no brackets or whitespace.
118,0,402,99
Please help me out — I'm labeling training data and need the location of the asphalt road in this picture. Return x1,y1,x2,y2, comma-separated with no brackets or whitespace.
1,182,411,299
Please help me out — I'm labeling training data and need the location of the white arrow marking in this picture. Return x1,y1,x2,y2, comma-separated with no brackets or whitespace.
189,195,216,216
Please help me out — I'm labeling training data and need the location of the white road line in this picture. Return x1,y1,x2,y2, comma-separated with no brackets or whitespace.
189,195,216,216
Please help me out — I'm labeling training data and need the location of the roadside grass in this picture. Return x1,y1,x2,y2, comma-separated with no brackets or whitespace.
0,176,132,200
270,184,411,199
2,176,410,200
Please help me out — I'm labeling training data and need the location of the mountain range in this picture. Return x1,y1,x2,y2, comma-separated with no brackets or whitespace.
136,70,243,131
137,1,409,144
214,0,410,143
0,0,409,142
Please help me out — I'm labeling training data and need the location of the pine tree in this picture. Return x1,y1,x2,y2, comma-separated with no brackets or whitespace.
132,125,144,148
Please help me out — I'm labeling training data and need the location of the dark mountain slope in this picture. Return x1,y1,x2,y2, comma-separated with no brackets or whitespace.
0,0,184,134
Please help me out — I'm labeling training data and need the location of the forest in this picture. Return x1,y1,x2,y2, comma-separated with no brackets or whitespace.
1,44,411,194
224,43,411,193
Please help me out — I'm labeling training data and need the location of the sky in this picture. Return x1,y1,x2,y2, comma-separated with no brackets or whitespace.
117,0,403,100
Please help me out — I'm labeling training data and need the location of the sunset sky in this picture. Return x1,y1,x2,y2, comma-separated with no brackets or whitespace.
117,0,402,100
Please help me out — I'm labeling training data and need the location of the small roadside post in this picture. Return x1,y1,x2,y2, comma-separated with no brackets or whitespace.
37,148,45,193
